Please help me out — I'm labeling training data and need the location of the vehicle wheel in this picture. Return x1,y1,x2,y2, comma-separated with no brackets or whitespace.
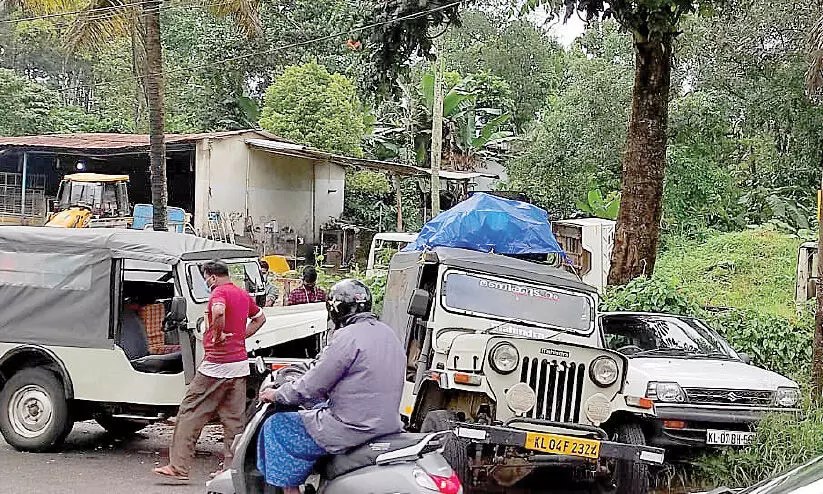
95,415,147,437
0,368,73,452
610,423,650,494
421,410,472,493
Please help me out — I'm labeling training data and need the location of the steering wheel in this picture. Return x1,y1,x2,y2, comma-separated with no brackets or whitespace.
616,344,644,355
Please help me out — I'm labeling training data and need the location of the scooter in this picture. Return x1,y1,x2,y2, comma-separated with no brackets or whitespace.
206,360,463,494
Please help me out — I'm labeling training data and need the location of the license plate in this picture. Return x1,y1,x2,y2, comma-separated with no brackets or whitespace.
706,429,756,446
524,432,600,459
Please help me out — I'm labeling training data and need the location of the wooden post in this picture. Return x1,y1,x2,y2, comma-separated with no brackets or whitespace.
20,152,28,223
393,174,403,232
430,53,444,218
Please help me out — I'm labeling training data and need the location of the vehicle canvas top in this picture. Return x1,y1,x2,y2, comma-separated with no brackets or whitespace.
0,226,252,264
393,247,596,294
0,226,252,350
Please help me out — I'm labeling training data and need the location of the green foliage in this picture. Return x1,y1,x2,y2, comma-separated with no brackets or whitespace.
440,10,564,129
576,189,620,220
311,266,388,314
708,308,812,381
655,229,802,318
601,277,702,316
0,68,57,136
260,61,365,156
693,403,823,488
505,21,633,218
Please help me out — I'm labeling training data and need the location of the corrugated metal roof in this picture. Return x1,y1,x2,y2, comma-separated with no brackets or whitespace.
245,138,499,180
0,129,278,153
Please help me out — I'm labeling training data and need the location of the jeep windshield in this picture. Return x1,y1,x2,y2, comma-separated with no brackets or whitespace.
187,260,265,302
441,270,595,333
602,314,736,359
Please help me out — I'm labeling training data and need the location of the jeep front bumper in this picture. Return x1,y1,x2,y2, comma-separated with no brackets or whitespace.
453,420,665,466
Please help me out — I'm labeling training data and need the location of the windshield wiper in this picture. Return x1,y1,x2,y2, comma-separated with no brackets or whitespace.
633,348,698,357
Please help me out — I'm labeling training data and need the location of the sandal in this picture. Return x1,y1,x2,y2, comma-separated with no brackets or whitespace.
153,465,190,482
208,469,224,480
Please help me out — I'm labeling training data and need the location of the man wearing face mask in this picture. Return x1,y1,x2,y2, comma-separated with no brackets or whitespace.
154,260,266,482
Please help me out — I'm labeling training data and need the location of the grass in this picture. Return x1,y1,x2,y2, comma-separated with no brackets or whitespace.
655,229,803,318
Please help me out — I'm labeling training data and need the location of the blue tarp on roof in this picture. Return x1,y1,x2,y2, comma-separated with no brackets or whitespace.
403,192,566,255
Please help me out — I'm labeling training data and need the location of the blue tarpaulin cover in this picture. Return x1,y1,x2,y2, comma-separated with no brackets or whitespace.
403,192,567,255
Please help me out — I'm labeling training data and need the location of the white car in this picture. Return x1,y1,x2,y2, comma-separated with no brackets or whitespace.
599,312,800,450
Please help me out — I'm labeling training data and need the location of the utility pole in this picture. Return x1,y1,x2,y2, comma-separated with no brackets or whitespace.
430,51,445,218
815,186,823,400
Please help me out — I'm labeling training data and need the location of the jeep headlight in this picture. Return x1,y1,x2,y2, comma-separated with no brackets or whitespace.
775,387,800,408
489,342,519,374
647,382,686,403
589,356,619,387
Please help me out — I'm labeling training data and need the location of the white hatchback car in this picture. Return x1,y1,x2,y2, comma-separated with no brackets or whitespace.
599,312,800,451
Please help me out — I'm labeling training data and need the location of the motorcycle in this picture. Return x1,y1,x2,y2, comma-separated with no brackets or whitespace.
206,358,463,494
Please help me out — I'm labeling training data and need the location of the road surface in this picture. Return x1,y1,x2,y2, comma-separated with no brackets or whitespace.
0,421,692,494
0,421,223,494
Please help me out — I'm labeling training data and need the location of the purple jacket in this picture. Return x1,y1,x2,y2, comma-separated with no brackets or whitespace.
274,313,405,453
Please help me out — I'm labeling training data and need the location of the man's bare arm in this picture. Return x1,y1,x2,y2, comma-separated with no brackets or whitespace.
211,303,226,344
246,311,266,338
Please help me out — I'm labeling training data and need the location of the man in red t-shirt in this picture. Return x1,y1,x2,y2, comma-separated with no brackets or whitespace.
154,260,266,482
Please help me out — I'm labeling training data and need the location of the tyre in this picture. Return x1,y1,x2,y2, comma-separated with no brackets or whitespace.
610,423,650,494
421,410,472,493
0,368,73,452
95,415,148,437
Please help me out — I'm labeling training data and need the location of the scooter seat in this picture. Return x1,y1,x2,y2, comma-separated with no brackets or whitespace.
130,351,183,374
319,432,436,480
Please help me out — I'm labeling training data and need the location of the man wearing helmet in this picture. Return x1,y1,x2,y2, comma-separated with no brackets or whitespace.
257,279,405,493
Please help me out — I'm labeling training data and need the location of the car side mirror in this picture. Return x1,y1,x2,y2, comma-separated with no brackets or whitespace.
407,289,431,318
168,296,187,323
738,352,751,365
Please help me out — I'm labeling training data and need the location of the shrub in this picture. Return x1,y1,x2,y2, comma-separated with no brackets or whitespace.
600,277,702,316
705,308,812,382
693,402,823,488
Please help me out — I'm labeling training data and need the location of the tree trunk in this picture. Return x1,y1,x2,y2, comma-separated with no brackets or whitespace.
607,38,672,286
142,0,168,232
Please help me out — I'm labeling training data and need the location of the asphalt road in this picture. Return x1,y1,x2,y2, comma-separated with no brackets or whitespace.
0,422,693,494
0,421,223,494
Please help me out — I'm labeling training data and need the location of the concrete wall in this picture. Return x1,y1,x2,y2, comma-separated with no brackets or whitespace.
193,133,345,244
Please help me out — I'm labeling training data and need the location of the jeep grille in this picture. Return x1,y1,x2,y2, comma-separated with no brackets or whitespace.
520,358,585,422
684,388,774,407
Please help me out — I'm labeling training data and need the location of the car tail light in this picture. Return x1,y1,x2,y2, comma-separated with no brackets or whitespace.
413,469,462,493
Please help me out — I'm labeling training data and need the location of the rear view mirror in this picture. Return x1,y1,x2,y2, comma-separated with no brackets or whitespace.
168,296,187,323
739,352,752,365
407,289,431,318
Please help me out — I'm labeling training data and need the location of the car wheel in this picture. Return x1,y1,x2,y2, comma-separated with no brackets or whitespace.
95,414,148,437
420,410,472,493
0,368,73,452
610,423,650,494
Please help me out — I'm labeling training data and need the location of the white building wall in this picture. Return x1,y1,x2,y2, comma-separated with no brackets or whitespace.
193,134,345,244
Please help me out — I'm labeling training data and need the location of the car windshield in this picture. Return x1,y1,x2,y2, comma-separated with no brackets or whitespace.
743,455,823,493
58,181,102,209
441,271,594,332
602,315,735,358
188,261,265,302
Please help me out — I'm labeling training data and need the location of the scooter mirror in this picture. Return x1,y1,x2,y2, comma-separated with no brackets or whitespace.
254,356,266,375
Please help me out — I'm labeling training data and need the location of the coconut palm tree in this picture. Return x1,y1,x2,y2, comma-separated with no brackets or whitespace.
806,14,823,399
14,0,261,231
